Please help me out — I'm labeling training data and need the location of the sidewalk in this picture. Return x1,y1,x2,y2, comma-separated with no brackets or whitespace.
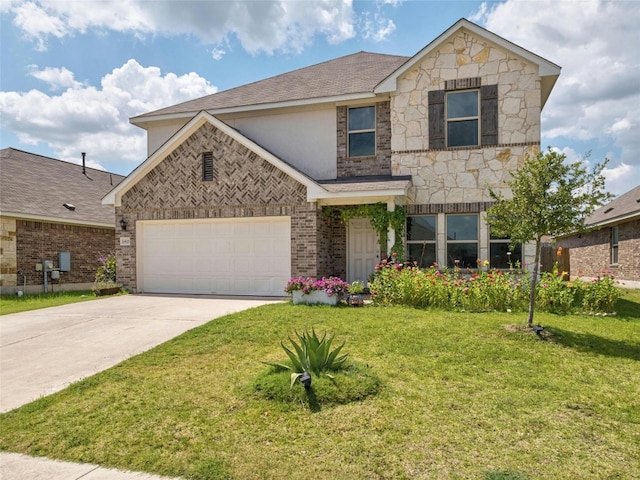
0,452,178,480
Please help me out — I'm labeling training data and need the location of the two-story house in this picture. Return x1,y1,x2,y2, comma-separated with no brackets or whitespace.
103,18,560,296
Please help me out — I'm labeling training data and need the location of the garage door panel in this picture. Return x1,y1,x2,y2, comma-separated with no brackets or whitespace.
140,217,290,296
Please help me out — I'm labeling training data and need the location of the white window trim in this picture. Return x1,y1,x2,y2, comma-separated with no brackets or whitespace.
445,89,480,148
611,226,619,265
347,105,376,158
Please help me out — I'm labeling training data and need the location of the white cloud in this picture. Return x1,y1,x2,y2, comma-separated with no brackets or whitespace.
29,66,83,90
211,48,226,61
360,13,396,42
473,0,640,170
4,0,357,54
0,60,217,166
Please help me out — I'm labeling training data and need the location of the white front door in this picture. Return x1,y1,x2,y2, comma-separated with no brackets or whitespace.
347,218,380,284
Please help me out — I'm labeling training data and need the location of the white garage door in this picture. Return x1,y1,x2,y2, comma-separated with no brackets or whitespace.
138,217,290,296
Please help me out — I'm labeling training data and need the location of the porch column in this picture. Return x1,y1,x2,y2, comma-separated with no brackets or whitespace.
387,200,395,255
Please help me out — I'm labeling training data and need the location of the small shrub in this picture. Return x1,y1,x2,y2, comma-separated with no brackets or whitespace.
264,329,348,387
581,271,621,313
94,252,116,284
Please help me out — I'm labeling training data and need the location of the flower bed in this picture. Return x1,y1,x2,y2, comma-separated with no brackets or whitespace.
285,276,350,305
369,260,621,314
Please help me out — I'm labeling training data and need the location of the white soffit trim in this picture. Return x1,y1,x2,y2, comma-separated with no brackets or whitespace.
375,18,561,94
1,212,115,228
104,111,327,206
311,188,409,205
130,92,378,128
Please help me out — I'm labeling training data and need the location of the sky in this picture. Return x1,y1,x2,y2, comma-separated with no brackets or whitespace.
1,0,638,197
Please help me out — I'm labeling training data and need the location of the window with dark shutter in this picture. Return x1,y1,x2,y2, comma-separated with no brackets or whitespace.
480,85,498,145
428,90,445,149
202,152,214,181
428,80,499,149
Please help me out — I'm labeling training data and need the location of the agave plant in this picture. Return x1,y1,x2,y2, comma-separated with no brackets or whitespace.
265,329,348,388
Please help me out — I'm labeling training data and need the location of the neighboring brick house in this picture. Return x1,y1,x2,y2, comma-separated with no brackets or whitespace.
0,148,125,294
103,18,561,296
557,185,640,289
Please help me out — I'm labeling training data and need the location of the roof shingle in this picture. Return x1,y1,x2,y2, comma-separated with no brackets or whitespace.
586,185,640,226
133,51,409,120
0,148,125,226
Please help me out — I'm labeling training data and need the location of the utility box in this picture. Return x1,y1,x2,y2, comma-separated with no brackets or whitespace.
43,260,54,272
51,270,60,280
59,252,71,272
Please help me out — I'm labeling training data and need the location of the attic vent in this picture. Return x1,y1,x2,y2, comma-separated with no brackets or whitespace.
202,152,214,181
63,203,76,211
604,207,614,214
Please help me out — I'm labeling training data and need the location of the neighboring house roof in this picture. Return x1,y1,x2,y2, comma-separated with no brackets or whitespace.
104,112,410,207
0,148,125,227
131,51,409,126
585,185,640,227
376,19,561,108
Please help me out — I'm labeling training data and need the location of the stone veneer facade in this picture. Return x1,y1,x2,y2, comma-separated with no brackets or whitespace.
385,28,543,268
116,121,331,292
391,29,542,205
558,219,640,288
0,217,17,292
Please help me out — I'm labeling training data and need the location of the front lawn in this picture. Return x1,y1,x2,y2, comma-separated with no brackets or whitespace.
0,292,638,479
0,290,101,315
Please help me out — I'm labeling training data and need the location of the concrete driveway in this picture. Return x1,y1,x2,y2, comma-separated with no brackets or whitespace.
0,294,281,413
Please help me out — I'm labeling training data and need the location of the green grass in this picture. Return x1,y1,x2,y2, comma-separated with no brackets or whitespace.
0,290,104,315
0,291,639,479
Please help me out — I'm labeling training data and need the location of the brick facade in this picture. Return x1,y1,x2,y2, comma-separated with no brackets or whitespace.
337,101,392,178
558,219,640,286
117,121,318,292
12,220,115,292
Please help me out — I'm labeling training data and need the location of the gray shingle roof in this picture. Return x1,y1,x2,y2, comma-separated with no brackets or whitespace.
319,175,412,193
587,185,640,226
133,51,409,120
0,148,125,226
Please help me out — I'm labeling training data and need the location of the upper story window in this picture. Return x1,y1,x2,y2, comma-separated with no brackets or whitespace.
348,106,375,157
428,78,498,149
446,90,479,147
202,152,214,181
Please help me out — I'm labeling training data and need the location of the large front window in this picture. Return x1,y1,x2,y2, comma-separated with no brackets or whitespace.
406,215,437,268
348,106,375,157
446,90,479,147
446,214,478,267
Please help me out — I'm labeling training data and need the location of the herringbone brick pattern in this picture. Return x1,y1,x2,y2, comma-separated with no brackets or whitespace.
123,123,306,210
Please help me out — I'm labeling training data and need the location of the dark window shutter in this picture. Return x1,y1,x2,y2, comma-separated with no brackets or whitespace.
202,152,214,181
480,85,498,146
428,90,445,149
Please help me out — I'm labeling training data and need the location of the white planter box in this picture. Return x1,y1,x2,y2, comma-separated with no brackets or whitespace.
292,290,339,305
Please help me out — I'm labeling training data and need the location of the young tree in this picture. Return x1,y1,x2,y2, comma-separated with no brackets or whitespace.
486,148,612,326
